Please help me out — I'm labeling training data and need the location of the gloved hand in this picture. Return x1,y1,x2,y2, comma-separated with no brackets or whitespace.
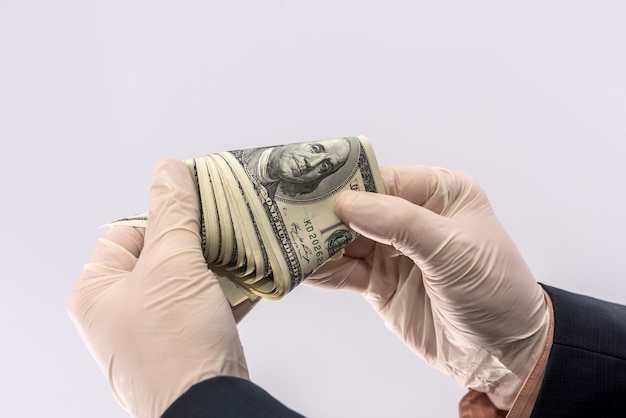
306,166,550,410
68,159,256,418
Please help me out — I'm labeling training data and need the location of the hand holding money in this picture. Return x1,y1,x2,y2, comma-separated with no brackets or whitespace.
69,160,252,417
305,166,549,410
114,135,385,305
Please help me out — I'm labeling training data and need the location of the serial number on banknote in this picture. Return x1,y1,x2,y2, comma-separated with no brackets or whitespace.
288,219,326,268
304,219,325,267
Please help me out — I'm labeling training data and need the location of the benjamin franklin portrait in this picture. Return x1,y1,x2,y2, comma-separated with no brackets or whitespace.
240,137,356,201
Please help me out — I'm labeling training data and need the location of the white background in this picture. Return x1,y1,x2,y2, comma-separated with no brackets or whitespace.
1,1,625,417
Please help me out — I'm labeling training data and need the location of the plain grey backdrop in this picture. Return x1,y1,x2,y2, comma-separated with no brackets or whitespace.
1,1,625,417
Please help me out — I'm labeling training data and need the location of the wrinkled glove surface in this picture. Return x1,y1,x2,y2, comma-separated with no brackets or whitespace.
307,166,550,409
68,159,254,418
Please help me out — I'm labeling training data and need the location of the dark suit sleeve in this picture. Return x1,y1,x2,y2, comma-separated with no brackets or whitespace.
531,285,626,417
161,376,305,418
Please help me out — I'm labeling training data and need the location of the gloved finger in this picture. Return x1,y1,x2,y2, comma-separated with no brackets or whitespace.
231,297,261,323
334,190,454,265
68,225,145,321
305,255,372,293
341,234,376,258
381,166,481,216
86,226,144,272
137,159,208,275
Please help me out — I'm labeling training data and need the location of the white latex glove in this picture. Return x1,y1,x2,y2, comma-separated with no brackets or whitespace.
68,159,256,418
307,166,550,410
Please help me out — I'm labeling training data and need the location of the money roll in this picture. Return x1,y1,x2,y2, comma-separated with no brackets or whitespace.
113,135,385,305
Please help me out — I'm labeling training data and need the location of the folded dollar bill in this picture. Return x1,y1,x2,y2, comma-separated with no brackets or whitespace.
113,135,385,305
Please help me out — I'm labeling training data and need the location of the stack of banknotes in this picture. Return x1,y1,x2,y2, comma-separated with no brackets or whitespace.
113,135,385,305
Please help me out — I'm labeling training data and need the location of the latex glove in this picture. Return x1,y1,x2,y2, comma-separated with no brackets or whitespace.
306,166,550,410
68,159,256,418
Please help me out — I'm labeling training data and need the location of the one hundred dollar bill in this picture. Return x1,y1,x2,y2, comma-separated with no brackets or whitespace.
112,135,385,305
